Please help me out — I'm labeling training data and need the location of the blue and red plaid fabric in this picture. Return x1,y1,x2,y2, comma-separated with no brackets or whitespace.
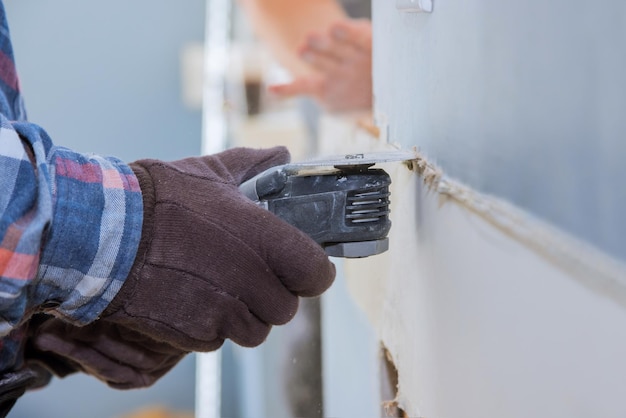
0,1,143,371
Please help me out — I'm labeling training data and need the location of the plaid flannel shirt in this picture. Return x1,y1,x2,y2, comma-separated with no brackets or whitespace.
0,2,143,371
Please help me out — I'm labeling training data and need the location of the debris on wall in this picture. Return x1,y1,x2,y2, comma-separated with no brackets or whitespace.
380,345,407,418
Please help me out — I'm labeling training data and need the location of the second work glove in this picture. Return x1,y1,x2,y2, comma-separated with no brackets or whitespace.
27,316,186,389
102,147,335,351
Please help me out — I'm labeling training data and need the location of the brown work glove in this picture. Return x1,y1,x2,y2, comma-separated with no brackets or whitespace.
26,316,186,389
102,147,336,352
0,363,51,417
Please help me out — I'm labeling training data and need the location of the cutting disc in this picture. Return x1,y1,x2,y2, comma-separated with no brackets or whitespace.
285,149,417,171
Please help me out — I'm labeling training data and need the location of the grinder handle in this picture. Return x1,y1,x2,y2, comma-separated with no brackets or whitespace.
239,165,289,201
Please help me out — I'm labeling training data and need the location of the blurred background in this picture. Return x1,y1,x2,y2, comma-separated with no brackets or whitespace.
5,0,205,162
5,1,203,417
4,1,379,417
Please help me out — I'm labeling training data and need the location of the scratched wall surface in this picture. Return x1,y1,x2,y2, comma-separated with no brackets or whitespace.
373,0,626,262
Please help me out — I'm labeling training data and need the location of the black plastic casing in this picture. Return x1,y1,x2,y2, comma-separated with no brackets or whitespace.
259,168,392,247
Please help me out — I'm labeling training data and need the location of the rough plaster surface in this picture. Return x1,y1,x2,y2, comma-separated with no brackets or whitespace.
318,116,626,418
349,164,626,417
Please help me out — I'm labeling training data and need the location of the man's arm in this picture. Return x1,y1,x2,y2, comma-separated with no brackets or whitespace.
0,118,143,372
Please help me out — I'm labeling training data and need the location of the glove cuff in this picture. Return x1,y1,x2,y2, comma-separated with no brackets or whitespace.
103,161,157,317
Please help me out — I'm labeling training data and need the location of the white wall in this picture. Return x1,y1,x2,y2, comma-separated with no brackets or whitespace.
312,1,626,416
317,117,626,417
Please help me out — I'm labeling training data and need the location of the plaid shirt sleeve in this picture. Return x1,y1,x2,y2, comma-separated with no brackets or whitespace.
0,2,143,372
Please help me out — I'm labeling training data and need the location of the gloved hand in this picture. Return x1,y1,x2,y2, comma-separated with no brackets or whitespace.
102,147,336,351
27,317,186,389
0,364,51,418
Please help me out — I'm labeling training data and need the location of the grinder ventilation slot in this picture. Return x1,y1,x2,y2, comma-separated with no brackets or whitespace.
346,188,391,225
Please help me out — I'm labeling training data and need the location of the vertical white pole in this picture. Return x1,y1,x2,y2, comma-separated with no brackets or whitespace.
195,352,221,418
201,0,231,156
196,0,231,417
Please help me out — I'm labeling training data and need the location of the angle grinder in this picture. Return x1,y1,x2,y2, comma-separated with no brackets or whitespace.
239,151,415,258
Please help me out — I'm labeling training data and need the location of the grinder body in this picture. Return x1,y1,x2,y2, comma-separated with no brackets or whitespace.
240,164,392,258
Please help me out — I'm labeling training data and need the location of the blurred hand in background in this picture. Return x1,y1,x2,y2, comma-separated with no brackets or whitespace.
269,19,372,112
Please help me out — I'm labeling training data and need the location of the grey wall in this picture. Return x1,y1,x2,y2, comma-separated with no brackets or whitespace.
5,0,204,161
373,0,626,262
4,1,205,416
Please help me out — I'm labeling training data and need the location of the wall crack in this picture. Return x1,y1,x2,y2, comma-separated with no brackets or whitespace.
407,148,626,307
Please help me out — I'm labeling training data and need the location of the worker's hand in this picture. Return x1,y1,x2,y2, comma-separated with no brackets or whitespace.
269,19,372,112
27,317,186,389
101,147,335,352
0,363,51,416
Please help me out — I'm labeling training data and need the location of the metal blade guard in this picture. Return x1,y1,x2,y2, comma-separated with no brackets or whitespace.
240,160,392,258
